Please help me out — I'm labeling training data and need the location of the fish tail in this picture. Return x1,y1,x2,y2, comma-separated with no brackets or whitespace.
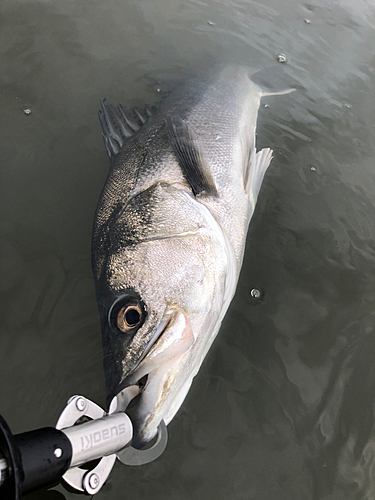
260,88,296,97
250,66,298,97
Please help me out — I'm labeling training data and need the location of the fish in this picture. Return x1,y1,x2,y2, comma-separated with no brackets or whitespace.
91,65,293,448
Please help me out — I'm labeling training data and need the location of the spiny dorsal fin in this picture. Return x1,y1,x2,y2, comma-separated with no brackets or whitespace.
98,100,153,161
165,116,218,198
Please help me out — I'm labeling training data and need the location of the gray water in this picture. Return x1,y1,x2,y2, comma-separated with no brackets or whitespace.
1,0,375,499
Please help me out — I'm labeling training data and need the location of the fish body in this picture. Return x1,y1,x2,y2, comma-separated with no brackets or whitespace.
92,65,291,447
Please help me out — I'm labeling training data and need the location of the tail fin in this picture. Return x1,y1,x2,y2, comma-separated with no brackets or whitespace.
261,87,296,97
250,66,298,97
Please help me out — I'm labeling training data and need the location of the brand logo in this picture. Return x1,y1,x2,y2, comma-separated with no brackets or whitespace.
80,423,126,451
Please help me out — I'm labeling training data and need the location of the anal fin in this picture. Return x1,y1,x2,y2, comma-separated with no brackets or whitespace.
166,116,218,198
246,148,273,208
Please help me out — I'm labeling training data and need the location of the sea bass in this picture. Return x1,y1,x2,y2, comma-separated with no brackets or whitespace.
92,65,292,448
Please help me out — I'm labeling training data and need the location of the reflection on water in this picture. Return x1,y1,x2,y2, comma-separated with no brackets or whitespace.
1,0,374,498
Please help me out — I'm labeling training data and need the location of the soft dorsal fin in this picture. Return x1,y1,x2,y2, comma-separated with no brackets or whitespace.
98,100,152,161
165,116,218,198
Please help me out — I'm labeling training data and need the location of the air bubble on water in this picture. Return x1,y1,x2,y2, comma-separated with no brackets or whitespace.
276,54,287,64
250,288,261,299
22,107,32,115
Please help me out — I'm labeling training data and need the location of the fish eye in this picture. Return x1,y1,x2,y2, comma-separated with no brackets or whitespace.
117,305,142,331
108,294,146,334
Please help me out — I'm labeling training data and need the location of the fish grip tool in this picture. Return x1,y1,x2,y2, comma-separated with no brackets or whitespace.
0,386,168,498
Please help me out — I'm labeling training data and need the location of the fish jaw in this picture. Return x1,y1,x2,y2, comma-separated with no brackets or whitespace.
116,309,195,448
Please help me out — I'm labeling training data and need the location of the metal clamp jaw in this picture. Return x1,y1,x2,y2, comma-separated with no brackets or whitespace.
56,387,168,494
56,395,118,494
109,386,168,467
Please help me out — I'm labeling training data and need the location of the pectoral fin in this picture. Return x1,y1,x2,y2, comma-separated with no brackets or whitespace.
166,116,218,198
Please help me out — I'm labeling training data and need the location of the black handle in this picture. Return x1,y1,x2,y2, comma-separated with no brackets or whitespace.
0,414,72,499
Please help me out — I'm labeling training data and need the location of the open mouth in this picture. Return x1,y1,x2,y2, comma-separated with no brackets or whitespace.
112,315,172,398
108,314,172,405
137,374,149,392
110,310,195,448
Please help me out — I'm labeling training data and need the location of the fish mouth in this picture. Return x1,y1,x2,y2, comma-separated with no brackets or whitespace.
111,309,195,449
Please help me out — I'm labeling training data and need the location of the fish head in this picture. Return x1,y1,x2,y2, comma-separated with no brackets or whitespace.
93,182,230,448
